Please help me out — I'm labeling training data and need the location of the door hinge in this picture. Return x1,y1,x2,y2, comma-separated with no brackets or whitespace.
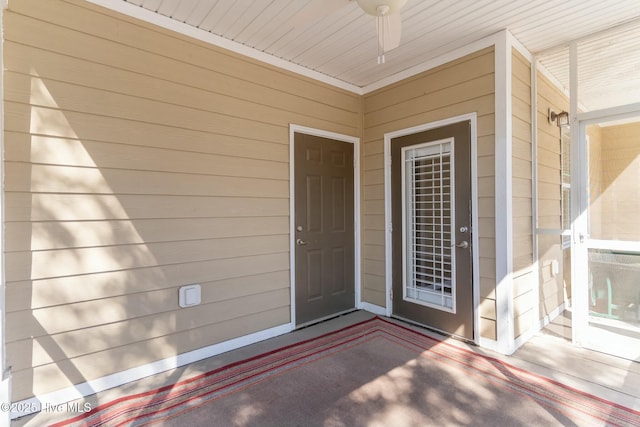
389,288,393,300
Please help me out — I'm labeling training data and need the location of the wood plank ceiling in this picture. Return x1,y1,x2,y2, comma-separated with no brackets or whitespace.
119,0,640,109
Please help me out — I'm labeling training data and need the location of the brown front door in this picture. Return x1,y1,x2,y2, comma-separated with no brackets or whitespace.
391,121,474,340
294,132,355,325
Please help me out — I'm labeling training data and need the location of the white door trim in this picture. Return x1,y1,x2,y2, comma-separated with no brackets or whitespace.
288,125,361,327
568,31,640,348
572,109,640,349
383,113,480,344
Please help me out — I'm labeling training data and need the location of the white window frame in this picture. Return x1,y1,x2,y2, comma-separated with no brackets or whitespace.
401,139,456,313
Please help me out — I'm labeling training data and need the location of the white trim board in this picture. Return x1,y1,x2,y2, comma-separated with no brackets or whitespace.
577,102,640,124
531,58,541,348
10,322,292,419
359,302,386,316
383,113,480,346
494,30,515,355
83,0,580,121
587,239,640,252
508,301,567,357
85,1,528,97
85,0,361,94
362,31,503,93
288,125,361,327
512,303,561,351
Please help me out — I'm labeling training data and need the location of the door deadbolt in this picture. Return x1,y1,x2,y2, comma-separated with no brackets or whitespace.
459,226,468,233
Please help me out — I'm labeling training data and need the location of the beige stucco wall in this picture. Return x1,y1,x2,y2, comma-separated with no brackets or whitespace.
361,47,497,340
3,0,362,400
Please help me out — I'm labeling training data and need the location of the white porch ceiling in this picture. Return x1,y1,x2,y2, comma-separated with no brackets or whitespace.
114,0,640,108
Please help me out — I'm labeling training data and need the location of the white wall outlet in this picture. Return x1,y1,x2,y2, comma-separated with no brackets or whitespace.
551,259,559,277
179,284,201,308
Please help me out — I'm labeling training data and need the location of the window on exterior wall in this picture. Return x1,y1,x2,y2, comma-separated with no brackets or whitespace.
561,126,571,249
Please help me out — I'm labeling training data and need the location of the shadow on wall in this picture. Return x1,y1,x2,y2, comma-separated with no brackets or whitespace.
5,72,173,400
4,65,290,401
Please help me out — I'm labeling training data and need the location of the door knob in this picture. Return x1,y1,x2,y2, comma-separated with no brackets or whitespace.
454,240,469,249
296,238,308,246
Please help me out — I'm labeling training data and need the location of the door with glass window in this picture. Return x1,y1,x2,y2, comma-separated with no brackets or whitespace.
391,121,474,340
576,116,640,360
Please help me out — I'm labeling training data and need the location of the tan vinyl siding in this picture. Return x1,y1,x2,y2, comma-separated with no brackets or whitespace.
513,270,535,338
4,0,361,400
362,47,496,339
511,50,535,339
512,50,533,272
536,71,567,319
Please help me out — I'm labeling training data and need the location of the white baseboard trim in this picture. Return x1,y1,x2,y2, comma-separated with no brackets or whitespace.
479,301,569,356
359,302,386,316
11,322,293,419
513,301,568,352
538,301,567,331
478,336,500,353
513,326,537,353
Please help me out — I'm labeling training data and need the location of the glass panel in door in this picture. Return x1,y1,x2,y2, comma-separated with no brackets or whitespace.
583,117,640,360
402,141,454,311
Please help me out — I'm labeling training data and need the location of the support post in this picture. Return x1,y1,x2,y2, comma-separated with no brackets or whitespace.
494,30,515,354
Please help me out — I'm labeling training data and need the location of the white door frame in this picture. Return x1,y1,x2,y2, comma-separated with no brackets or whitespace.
383,113,480,344
568,38,640,347
571,106,640,347
288,124,361,327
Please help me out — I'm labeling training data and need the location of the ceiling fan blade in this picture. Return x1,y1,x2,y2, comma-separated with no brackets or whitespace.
376,12,402,51
291,0,351,29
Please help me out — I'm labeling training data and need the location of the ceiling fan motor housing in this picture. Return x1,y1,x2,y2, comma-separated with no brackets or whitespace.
356,0,408,16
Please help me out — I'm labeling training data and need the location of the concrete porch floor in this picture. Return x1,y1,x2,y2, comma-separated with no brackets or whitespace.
509,309,639,409
13,309,640,426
